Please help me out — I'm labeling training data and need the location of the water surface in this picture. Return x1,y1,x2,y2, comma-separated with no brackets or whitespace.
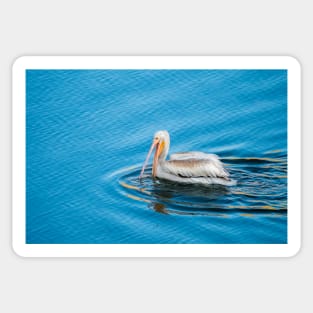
26,69,287,244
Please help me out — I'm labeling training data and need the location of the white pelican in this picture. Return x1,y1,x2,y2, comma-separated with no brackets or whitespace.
139,130,236,186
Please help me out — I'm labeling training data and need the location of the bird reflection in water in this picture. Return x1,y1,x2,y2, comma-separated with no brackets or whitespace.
149,202,168,214
147,178,230,215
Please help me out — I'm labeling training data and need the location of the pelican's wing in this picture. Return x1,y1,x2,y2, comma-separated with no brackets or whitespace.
163,156,230,179
170,151,219,160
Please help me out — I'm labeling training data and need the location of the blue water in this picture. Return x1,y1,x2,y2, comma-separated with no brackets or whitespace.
26,69,287,244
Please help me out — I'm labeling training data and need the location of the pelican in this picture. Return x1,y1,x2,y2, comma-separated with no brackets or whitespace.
139,130,236,186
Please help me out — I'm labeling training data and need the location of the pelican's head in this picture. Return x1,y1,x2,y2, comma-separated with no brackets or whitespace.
139,130,170,179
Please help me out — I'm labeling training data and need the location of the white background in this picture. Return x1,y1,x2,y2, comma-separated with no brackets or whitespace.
0,1,310,312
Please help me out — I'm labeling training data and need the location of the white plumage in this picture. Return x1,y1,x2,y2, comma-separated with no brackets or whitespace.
139,130,236,186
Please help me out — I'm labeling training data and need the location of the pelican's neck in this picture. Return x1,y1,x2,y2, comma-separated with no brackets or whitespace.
152,132,170,177
158,139,170,162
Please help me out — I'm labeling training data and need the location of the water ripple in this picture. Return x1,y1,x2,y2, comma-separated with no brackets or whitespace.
109,156,287,217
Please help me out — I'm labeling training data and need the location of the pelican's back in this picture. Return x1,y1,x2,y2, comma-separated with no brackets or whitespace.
161,151,230,180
